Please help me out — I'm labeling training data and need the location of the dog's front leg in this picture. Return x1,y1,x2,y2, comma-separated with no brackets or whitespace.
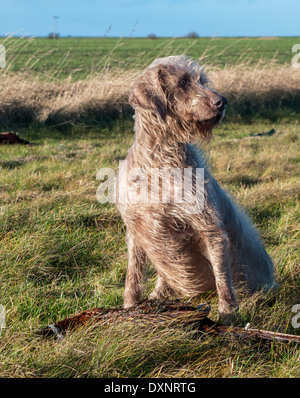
203,231,238,323
124,231,147,308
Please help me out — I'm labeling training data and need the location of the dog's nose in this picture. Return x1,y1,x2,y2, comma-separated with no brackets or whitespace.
211,95,227,111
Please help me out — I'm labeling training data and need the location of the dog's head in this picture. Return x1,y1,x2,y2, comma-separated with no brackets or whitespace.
129,55,227,141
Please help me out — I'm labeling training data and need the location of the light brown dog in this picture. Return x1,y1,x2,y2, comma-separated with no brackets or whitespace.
116,55,276,323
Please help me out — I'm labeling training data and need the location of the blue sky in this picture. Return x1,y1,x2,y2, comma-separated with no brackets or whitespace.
1,0,299,38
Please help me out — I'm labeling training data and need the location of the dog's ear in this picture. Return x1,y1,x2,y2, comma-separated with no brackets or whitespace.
129,66,167,121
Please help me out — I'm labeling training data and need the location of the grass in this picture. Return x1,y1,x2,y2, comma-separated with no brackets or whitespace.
1,36,298,80
1,37,300,129
0,120,299,378
0,37,299,378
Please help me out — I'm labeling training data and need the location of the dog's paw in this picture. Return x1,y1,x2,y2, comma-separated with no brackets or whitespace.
218,306,239,325
148,291,160,300
124,297,139,309
218,312,235,325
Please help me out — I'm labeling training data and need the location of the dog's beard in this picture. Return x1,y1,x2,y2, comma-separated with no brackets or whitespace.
194,109,225,140
215,109,226,126
167,109,225,143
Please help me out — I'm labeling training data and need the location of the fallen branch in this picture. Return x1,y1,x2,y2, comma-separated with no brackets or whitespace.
39,299,300,345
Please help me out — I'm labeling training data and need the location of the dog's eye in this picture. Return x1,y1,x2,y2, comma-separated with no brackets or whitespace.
179,79,186,87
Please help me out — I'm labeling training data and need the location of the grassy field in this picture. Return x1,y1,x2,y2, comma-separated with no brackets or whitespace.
1,36,299,79
0,37,299,378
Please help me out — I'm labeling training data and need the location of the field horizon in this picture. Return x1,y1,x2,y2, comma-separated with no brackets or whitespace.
0,36,299,378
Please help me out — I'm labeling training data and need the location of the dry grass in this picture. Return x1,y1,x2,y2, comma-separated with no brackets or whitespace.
208,64,300,119
0,62,299,128
0,70,136,127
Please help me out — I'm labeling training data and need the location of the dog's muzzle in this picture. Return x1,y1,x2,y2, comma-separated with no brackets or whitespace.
210,95,227,112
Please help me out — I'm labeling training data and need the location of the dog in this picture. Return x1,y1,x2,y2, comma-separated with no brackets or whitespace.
116,55,276,323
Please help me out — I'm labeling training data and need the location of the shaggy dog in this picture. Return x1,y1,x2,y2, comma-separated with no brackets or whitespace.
116,55,276,323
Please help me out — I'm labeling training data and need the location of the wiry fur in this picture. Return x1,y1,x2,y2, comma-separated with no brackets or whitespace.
116,55,276,323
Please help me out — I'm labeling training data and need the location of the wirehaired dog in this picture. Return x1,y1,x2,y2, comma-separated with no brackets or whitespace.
116,55,276,323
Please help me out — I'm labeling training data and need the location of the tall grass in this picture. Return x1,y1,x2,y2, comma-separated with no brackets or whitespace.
1,63,300,128
0,36,300,128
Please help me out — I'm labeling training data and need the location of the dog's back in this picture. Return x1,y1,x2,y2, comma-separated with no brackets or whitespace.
185,144,276,292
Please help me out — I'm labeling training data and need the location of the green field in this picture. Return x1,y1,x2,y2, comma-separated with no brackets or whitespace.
0,37,299,378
